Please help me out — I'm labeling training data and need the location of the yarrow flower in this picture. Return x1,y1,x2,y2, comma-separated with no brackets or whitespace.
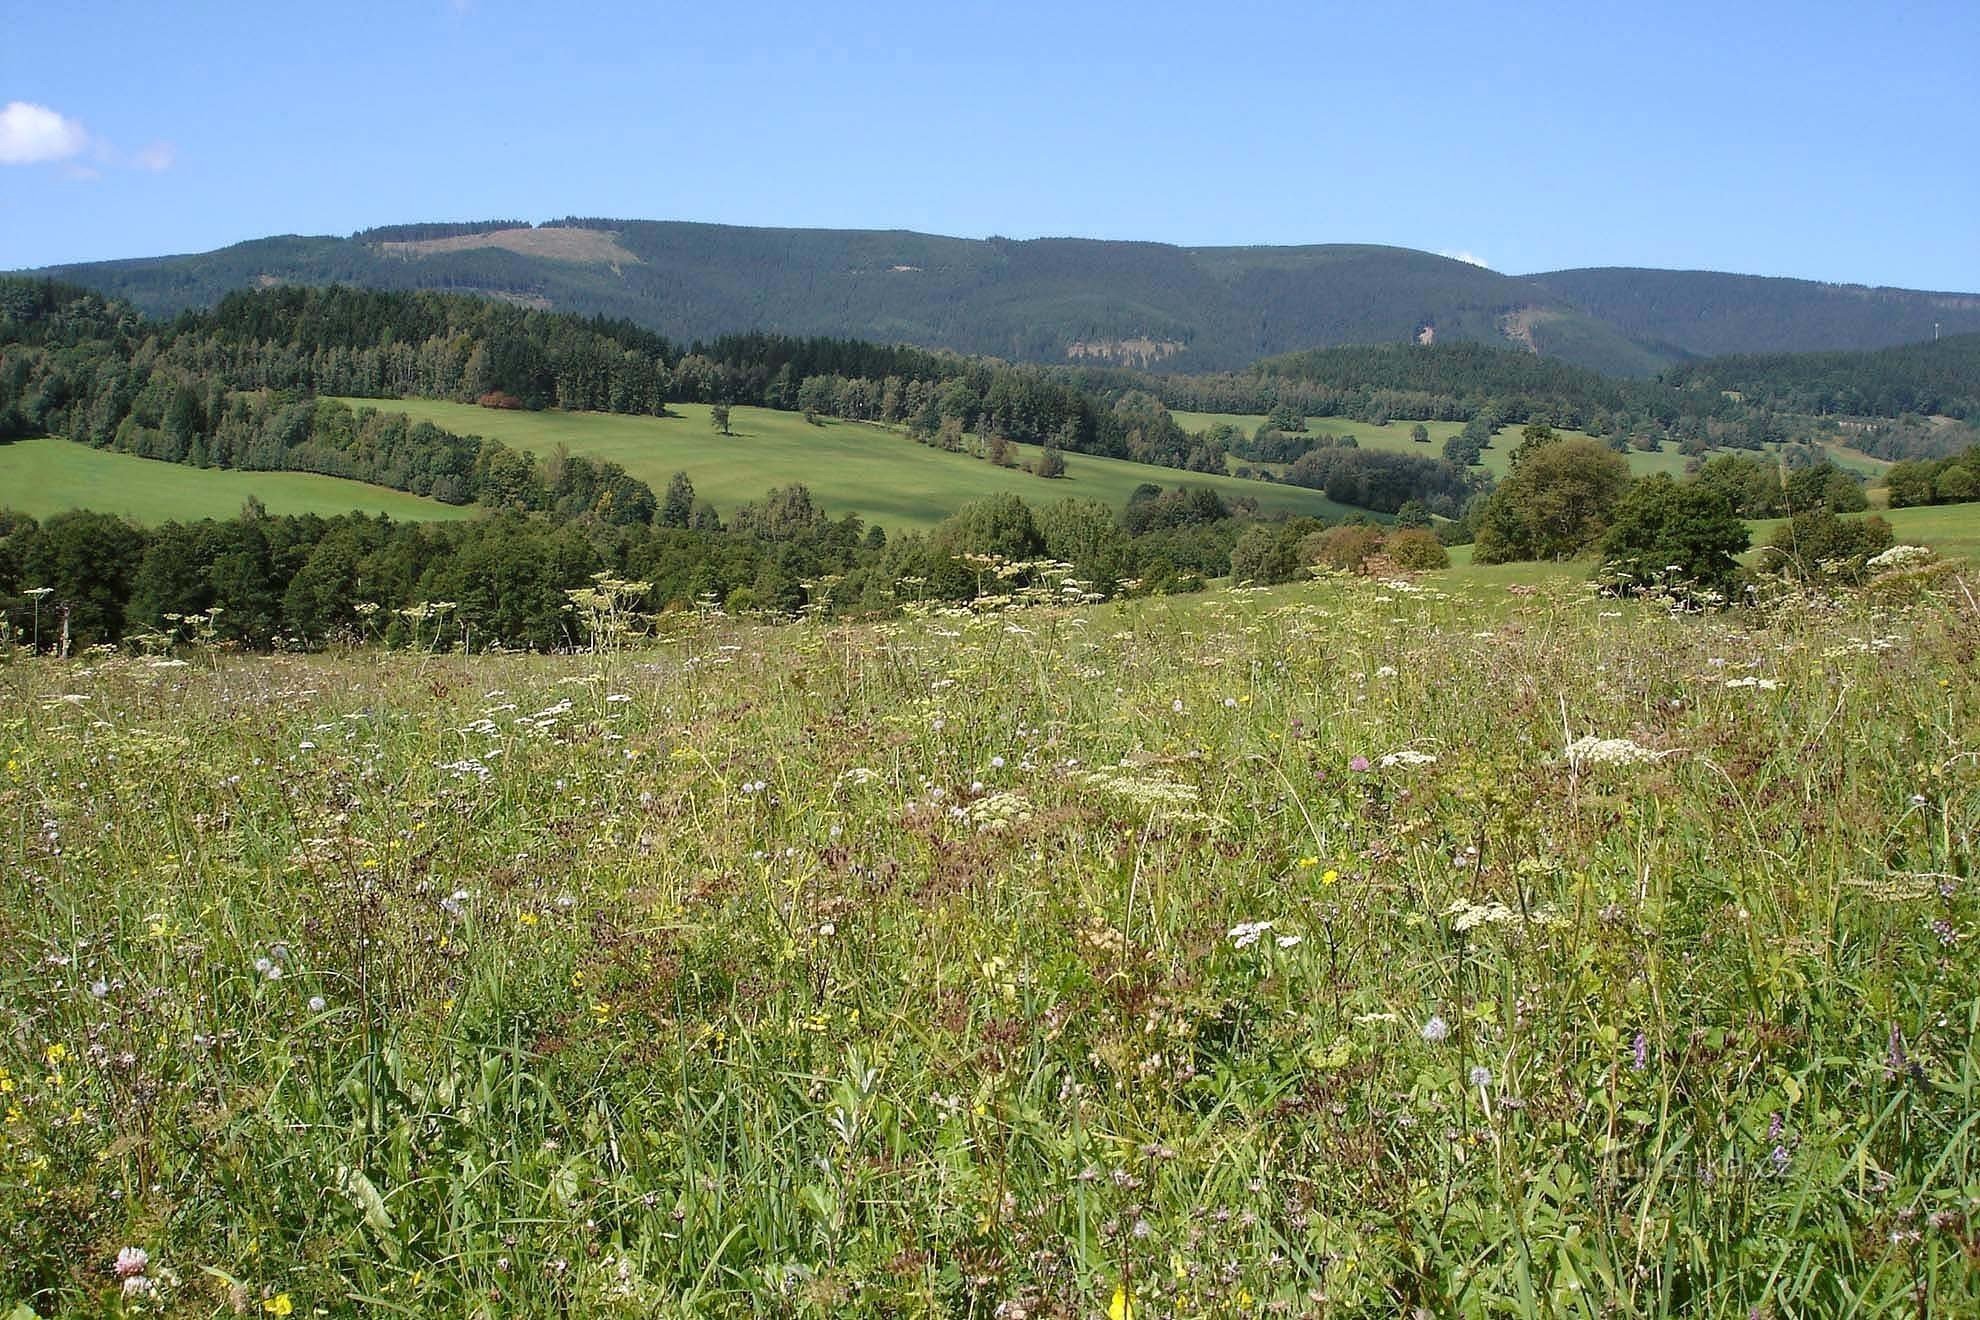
1564,734,1665,767
1867,543,1935,572
1228,920,1275,949
1421,1015,1449,1043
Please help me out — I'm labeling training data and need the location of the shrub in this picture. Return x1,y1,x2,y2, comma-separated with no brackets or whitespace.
1302,525,1385,573
1758,509,1894,583
1386,527,1449,570
1229,523,1302,584
1595,474,1748,596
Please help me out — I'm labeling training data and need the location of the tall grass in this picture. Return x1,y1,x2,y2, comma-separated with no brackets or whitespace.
2,567,1976,1315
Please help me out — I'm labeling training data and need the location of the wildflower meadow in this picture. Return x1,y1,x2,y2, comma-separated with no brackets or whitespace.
3,569,1977,1316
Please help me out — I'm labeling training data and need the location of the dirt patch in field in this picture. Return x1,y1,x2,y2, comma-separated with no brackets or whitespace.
375,226,639,267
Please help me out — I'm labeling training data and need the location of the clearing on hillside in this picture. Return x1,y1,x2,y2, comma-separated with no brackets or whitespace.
341,398,1362,530
0,437,480,524
372,226,640,266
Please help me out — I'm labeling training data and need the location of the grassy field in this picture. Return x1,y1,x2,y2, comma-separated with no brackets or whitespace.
1442,502,1980,580
5,572,1978,1315
0,437,479,525
1170,411,1692,479
1748,502,1980,564
344,399,1359,531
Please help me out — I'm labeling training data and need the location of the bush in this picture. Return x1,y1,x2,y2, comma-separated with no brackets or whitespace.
1758,509,1894,583
1595,474,1749,596
1386,528,1449,570
1301,525,1385,573
1229,523,1302,584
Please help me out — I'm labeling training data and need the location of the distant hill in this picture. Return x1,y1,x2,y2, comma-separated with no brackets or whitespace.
19,220,1978,379
14,221,1661,375
1662,332,1980,421
1527,267,1980,359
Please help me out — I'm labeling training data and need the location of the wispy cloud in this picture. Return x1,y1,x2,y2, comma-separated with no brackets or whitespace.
0,102,177,177
1438,249,1491,269
0,101,90,165
131,141,177,172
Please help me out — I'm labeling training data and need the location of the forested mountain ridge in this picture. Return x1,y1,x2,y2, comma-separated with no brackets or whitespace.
0,219,1799,378
1526,267,1980,359
1661,333,1980,422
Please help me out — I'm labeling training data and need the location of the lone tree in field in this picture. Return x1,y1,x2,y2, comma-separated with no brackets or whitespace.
1410,423,1430,444
1474,437,1631,563
711,404,732,436
1036,443,1066,478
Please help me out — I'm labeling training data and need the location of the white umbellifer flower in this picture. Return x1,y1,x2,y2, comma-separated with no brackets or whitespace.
1379,749,1438,768
1868,544,1935,572
1446,899,1563,931
1274,934,1303,949
1228,920,1275,949
1724,677,1780,690
1564,735,1664,766
1421,1015,1450,1043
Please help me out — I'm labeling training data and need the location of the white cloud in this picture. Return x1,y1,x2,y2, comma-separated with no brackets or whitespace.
0,101,90,165
1438,249,1491,269
131,141,176,172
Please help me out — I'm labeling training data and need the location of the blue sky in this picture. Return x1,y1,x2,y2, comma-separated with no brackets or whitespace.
4,0,1977,288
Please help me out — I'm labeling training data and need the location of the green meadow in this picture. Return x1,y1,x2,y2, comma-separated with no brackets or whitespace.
6,570,1978,1315
0,437,479,525
1168,411,1686,479
1747,502,1980,565
342,399,1360,531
